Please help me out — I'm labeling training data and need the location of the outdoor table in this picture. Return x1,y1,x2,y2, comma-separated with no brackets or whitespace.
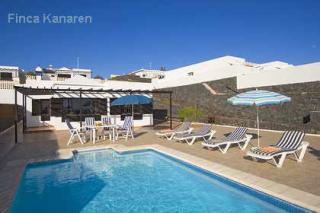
90,124,118,143
84,126,97,144
102,124,118,142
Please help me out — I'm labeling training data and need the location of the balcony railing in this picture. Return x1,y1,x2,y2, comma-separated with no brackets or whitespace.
57,77,70,81
25,75,36,80
0,80,15,90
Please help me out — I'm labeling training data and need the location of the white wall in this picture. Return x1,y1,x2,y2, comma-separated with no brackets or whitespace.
237,62,320,89
104,80,154,90
0,90,23,105
25,95,153,129
113,114,153,127
152,56,249,89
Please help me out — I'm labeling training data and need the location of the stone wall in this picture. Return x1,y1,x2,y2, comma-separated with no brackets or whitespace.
153,78,320,134
0,104,23,132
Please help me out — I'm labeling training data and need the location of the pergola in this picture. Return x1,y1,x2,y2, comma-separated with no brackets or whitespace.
13,85,173,143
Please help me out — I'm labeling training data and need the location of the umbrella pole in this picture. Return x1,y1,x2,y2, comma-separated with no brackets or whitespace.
132,104,134,117
256,106,260,147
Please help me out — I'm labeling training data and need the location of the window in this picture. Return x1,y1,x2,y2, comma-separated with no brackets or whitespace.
110,98,153,120
0,72,13,81
32,99,50,121
32,100,41,116
57,74,71,78
40,100,50,121
57,98,108,122
187,72,194,76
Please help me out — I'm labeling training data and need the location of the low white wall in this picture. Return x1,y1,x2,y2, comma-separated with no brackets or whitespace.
0,90,23,105
113,114,153,127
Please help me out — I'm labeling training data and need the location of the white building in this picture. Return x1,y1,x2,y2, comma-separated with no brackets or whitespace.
19,75,154,130
130,69,165,79
152,56,320,90
34,65,92,81
1,56,320,130
0,66,20,82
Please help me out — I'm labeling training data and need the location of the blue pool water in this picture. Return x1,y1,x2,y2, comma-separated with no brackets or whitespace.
11,149,310,212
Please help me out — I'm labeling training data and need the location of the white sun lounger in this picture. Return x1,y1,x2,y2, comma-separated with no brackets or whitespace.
202,127,252,154
155,122,192,140
174,124,215,145
246,131,308,168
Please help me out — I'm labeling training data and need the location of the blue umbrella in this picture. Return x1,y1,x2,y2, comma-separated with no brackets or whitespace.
111,95,152,117
228,90,291,146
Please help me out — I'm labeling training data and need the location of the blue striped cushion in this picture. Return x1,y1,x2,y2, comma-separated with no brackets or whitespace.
177,122,191,132
102,116,111,125
276,131,305,150
65,119,74,130
250,130,305,157
85,117,95,127
194,124,212,136
250,147,293,157
226,127,247,141
121,116,133,130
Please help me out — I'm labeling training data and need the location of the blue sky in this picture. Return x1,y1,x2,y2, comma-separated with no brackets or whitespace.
1,0,319,77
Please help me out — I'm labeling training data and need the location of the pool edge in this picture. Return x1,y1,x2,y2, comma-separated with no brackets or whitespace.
9,144,320,212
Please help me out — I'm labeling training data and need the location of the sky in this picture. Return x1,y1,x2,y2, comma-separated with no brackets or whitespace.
1,0,319,78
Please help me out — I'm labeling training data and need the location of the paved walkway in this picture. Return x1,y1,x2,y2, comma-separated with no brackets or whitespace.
0,124,319,211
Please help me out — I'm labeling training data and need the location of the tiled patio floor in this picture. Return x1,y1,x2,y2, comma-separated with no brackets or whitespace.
0,123,319,211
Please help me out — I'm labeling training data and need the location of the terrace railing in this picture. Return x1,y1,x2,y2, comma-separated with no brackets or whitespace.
0,80,15,90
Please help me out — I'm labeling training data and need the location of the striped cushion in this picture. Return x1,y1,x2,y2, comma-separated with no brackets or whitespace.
250,147,293,157
194,124,212,136
65,119,74,130
176,124,211,138
85,117,95,128
176,122,191,132
101,116,111,125
204,127,247,145
276,131,305,149
250,130,305,157
121,116,133,130
226,127,247,141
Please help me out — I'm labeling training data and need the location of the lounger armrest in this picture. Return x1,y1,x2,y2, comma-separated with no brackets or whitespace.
301,141,309,147
245,134,253,140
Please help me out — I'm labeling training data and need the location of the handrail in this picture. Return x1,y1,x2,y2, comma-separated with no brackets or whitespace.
0,80,15,90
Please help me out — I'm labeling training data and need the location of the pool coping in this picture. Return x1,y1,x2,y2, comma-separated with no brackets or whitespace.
2,144,320,212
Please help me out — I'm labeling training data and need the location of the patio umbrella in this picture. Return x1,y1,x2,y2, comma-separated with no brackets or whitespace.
111,95,152,117
227,90,291,147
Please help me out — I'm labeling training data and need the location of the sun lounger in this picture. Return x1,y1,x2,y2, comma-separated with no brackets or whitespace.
202,127,252,154
174,124,215,145
246,131,308,168
155,122,192,140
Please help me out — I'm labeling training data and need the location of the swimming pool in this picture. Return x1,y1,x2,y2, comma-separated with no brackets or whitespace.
11,149,310,212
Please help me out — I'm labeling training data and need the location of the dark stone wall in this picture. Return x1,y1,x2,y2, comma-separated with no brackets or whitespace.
153,78,320,134
0,104,23,132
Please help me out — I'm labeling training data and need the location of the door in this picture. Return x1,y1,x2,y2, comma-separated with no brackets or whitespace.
41,100,50,121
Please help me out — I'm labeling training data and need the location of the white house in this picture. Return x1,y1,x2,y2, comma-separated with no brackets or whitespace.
130,69,166,79
20,76,155,130
1,56,320,130
0,66,20,82
152,56,320,90
34,65,92,81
